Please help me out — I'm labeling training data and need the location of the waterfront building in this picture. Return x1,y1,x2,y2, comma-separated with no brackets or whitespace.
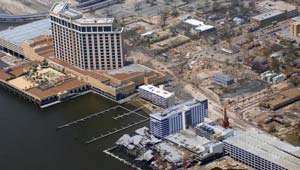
50,2,124,70
0,62,89,108
223,129,300,170
138,84,175,108
22,35,167,101
211,73,234,87
150,98,208,138
0,19,51,58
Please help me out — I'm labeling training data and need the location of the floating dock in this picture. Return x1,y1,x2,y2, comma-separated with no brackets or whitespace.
85,118,149,144
56,105,120,130
112,107,144,120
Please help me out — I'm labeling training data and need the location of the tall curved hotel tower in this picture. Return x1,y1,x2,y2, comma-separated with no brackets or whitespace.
49,3,124,70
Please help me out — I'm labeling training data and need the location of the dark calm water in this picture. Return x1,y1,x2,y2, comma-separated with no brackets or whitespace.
0,23,142,170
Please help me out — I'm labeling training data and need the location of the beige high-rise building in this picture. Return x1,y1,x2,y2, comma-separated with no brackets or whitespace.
290,21,300,37
50,2,124,70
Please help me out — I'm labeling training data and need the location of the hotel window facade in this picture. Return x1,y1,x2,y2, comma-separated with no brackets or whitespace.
50,3,124,70
150,98,208,138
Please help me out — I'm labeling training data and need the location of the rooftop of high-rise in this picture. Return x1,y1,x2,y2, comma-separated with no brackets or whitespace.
224,129,300,170
50,2,115,25
150,98,207,120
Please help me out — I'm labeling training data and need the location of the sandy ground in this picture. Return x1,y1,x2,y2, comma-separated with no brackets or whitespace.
0,0,69,15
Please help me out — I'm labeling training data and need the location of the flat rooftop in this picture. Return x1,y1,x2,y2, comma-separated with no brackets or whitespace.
166,130,211,154
196,120,234,136
155,142,185,163
212,73,234,81
183,19,204,26
76,18,114,25
139,84,174,98
150,98,207,120
27,78,88,99
195,24,215,32
50,2,115,25
0,19,51,47
0,63,88,100
183,18,215,32
256,0,297,12
224,129,300,170
251,10,284,21
268,88,300,108
107,64,153,80
48,57,109,82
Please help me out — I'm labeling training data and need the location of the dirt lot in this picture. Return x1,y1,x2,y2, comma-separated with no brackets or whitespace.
0,0,77,15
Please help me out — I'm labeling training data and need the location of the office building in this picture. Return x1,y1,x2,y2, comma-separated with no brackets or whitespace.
179,15,215,35
50,2,124,70
251,10,287,27
138,84,175,108
150,98,208,138
211,73,234,87
290,19,300,37
251,0,298,27
224,129,300,170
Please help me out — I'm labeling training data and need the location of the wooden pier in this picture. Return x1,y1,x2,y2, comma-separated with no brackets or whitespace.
56,105,120,130
85,118,149,144
112,107,144,120
118,105,148,119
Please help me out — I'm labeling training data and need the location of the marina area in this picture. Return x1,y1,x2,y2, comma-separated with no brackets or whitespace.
0,88,148,170
0,15,153,170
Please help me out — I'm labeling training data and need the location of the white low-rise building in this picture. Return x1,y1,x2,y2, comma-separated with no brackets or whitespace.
180,17,216,35
261,71,286,84
138,84,175,108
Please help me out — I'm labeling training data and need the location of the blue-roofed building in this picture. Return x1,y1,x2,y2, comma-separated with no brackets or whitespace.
0,18,51,58
150,98,208,138
211,73,234,87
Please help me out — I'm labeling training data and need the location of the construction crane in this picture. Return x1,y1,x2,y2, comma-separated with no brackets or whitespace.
223,107,230,129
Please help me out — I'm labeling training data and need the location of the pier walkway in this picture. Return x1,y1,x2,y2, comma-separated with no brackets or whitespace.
56,105,120,130
85,118,149,144
118,105,148,119
112,107,144,120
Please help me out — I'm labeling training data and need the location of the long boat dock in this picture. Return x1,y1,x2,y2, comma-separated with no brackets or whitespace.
56,105,120,130
112,107,144,120
118,105,148,119
85,118,149,144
